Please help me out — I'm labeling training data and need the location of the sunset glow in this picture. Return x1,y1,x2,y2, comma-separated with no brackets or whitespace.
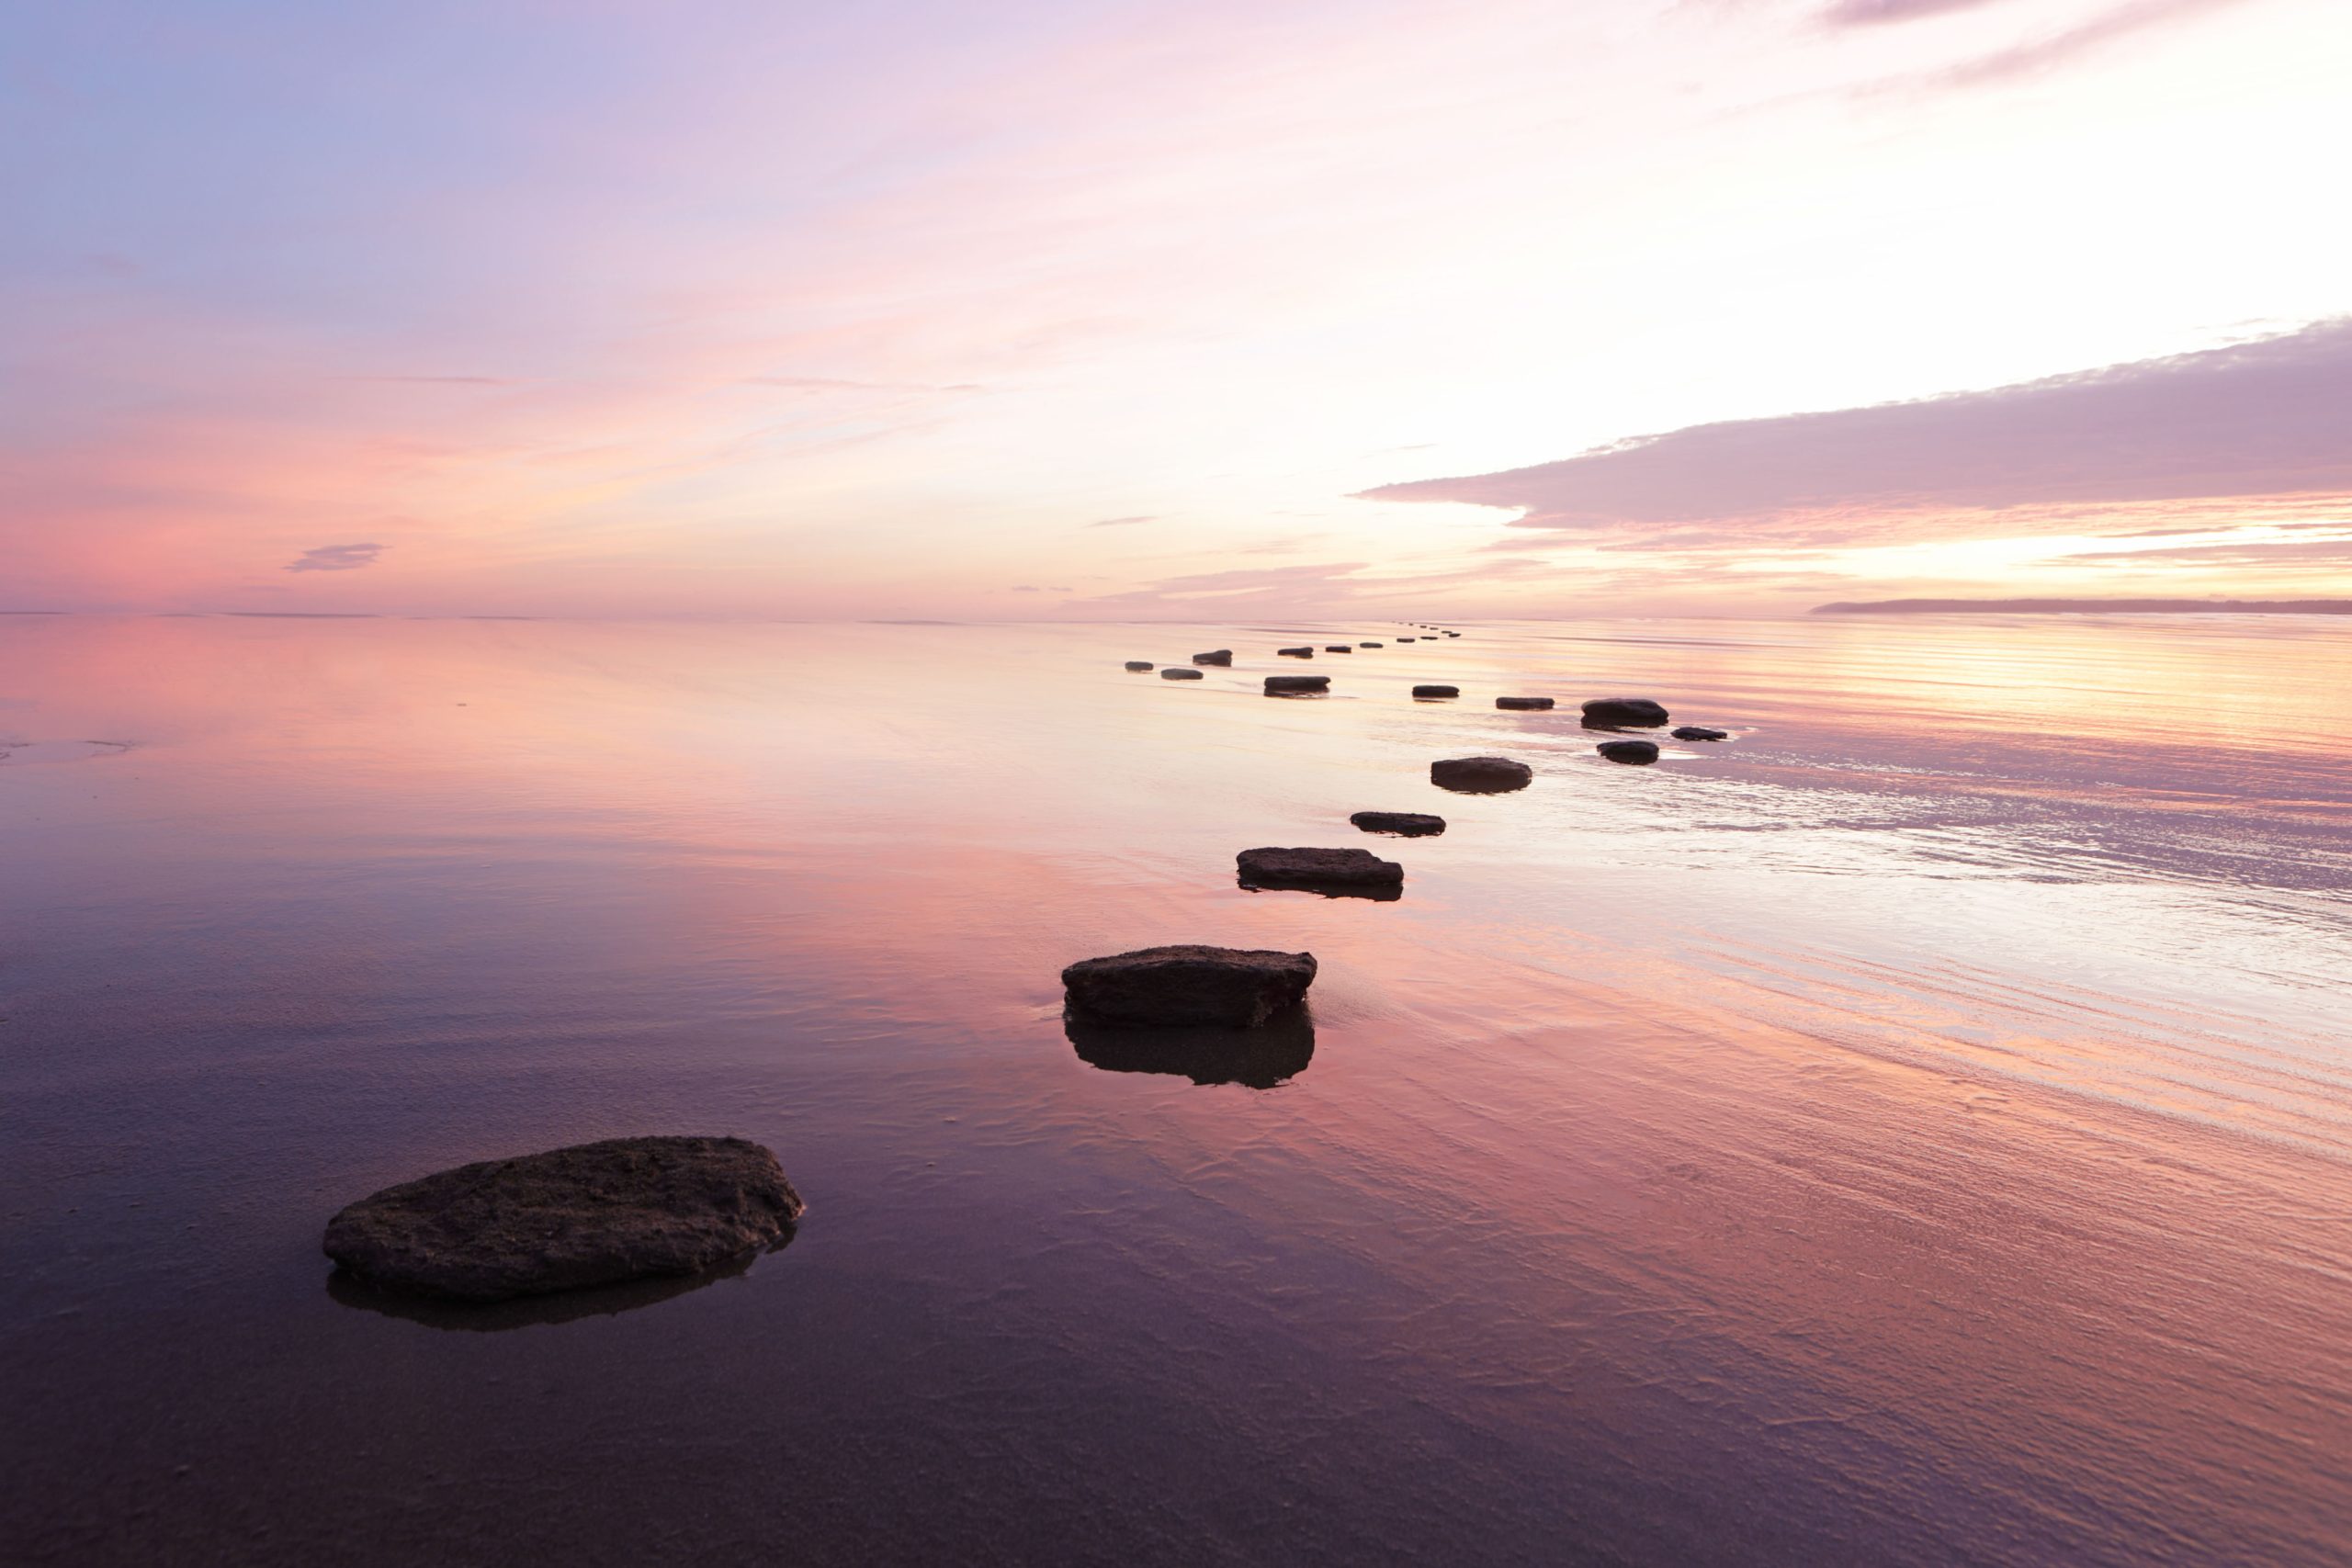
9,0,2348,616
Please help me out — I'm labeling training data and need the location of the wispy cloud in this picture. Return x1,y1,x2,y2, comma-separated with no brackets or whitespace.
1365,320,2352,546
1086,515,1157,528
285,542,385,573
1821,0,2011,26
1873,0,2256,91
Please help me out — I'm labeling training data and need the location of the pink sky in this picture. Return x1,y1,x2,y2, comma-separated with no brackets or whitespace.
6,0,2349,617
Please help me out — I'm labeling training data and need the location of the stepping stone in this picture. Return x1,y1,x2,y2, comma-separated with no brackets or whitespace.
1412,684,1459,699
1430,756,1531,793
1162,668,1204,680
1324,645,1353,653
1124,661,1153,671
1496,696,1554,711
1582,696,1668,727
1193,649,1233,666
1359,641,1383,648
1598,739,1659,763
1237,846,1404,892
322,1136,803,1303
1062,944,1317,1029
1265,674,1329,694
1278,646,1316,657
1672,726,1728,741
1351,810,1445,836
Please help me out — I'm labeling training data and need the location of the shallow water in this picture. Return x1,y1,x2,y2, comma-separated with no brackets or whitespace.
4,613,2348,1566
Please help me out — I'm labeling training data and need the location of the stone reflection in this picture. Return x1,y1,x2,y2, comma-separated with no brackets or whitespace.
325,1235,786,1331
1066,1009,1316,1089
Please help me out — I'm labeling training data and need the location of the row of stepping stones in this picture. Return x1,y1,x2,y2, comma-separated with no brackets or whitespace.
1061,675,1747,1040
314,639,1737,1305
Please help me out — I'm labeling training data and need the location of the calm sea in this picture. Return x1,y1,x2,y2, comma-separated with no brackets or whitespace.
5,613,2349,1565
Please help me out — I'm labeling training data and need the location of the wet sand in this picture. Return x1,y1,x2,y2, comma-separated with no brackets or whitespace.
3,613,2348,1564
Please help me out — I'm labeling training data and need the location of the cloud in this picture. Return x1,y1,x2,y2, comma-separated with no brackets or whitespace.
1087,515,1157,527
1821,0,2008,24
284,542,385,573
1887,0,2256,91
1364,320,2352,545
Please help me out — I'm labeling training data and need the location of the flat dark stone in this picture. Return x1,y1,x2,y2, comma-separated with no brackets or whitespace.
1582,696,1668,727
1496,696,1554,711
1192,649,1233,666
1359,641,1383,648
1671,726,1728,741
1412,684,1459,699
322,1136,803,1303
1397,637,1418,642
1238,846,1405,892
1430,755,1532,793
1161,667,1204,680
1277,646,1316,657
1264,674,1329,694
1062,944,1317,1029
1324,645,1353,653
1124,661,1153,671
1598,739,1659,763
1351,810,1445,836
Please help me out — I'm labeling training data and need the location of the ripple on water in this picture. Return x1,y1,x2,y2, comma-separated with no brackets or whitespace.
0,739,131,765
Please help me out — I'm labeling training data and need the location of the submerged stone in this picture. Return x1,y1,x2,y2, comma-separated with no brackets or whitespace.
1430,756,1532,792
322,1136,803,1303
1062,944,1317,1029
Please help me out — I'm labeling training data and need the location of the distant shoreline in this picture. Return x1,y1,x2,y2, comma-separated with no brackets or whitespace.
1812,597,2352,616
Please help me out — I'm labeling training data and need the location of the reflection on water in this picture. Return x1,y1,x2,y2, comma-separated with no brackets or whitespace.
3,612,2350,1566
325,1241,777,1331
1065,1010,1316,1089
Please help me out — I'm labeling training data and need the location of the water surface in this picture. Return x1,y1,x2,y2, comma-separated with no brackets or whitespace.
4,613,2348,1565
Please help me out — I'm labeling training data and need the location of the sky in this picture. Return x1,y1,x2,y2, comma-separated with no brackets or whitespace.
5,0,2349,618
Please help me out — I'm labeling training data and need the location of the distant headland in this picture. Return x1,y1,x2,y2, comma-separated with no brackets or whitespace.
1811,597,2352,616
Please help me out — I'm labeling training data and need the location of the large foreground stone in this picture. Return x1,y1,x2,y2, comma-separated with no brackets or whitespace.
1582,696,1668,727
1265,674,1329,694
323,1136,803,1303
1238,846,1404,890
1430,756,1532,793
1351,810,1445,836
1062,944,1317,1028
